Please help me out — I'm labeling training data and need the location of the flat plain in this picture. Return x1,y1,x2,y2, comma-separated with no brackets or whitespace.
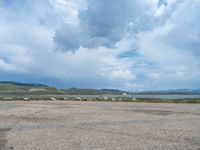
0,101,200,150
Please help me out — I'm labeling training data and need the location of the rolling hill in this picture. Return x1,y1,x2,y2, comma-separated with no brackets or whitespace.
0,81,129,95
0,81,200,96
0,81,65,95
64,88,129,95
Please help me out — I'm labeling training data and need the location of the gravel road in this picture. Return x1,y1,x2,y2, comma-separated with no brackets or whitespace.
0,101,200,150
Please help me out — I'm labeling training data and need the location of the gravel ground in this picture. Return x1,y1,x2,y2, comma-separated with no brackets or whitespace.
0,101,200,150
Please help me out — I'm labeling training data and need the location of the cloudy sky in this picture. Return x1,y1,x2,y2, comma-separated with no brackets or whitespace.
0,0,200,90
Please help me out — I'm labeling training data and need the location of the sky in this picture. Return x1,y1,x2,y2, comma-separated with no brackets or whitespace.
0,0,200,90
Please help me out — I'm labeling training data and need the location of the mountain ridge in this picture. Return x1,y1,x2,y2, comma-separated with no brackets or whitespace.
0,81,200,95
0,81,49,88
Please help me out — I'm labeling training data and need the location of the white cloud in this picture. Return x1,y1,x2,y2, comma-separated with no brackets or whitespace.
0,0,199,90
137,0,200,89
53,0,155,51
0,59,26,73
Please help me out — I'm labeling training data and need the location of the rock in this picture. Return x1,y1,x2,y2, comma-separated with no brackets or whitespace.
75,97,81,101
3,97,12,100
24,98,30,101
122,93,128,96
50,97,57,101
102,96,108,100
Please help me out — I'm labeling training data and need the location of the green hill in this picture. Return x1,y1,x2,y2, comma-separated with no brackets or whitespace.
0,81,65,95
0,82,130,96
2,81,199,96
65,88,129,95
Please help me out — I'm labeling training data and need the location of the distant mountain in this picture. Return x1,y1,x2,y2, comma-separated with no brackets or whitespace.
0,81,199,96
65,88,129,95
0,81,49,87
0,81,129,95
134,89,200,95
101,89,131,95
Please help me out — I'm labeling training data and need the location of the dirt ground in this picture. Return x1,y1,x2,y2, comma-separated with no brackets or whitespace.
0,101,200,150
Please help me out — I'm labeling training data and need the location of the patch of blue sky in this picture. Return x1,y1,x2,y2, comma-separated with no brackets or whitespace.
158,0,168,7
118,50,140,59
135,74,148,83
2,0,20,9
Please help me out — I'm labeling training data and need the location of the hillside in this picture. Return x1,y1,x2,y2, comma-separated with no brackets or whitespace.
0,82,129,96
134,89,200,95
0,82,130,96
0,81,200,96
65,88,129,95
0,81,65,95
0,81,49,87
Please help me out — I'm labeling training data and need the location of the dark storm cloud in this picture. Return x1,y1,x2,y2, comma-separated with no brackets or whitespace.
53,0,151,51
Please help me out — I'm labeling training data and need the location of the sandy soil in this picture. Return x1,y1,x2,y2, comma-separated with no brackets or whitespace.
0,101,200,150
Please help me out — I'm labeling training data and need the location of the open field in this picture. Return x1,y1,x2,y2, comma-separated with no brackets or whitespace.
0,101,200,150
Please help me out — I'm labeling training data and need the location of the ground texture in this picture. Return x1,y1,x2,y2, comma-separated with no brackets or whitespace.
0,101,200,150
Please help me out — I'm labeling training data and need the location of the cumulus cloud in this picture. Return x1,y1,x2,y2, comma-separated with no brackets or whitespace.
0,59,22,73
0,0,199,90
138,0,200,89
53,0,155,51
